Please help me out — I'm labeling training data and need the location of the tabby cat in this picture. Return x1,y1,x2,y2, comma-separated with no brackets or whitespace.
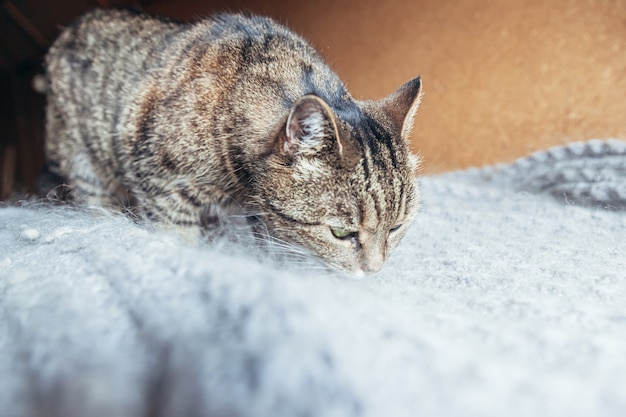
45,9,423,275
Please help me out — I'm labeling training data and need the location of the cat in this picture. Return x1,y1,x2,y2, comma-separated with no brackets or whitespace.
44,8,423,275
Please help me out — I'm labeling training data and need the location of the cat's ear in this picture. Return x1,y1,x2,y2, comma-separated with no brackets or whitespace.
381,76,423,139
282,95,340,157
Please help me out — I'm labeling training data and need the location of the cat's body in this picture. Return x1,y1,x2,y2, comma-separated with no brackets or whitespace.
45,9,423,274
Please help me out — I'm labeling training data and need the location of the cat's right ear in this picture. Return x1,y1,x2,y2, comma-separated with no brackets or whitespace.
281,95,340,158
381,76,423,140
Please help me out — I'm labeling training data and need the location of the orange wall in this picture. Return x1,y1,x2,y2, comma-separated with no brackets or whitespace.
148,0,626,173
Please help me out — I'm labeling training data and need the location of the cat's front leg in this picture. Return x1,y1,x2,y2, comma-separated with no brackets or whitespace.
135,186,232,244
59,151,128,210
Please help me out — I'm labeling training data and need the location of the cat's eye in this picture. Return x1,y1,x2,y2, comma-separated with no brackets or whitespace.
389,224,402,233
330,226,355,240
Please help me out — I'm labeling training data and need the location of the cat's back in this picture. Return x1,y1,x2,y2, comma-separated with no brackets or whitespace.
46,9,332,113
46,9,187,93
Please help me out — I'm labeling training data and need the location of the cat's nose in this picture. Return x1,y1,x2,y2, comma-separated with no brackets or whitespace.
360,254,384,274
358,236,386,274
362,263,383,274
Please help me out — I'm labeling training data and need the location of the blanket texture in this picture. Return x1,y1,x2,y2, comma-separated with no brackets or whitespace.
1,139,625,417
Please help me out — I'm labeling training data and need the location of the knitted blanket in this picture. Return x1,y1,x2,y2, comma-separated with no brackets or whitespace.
1,139,625,417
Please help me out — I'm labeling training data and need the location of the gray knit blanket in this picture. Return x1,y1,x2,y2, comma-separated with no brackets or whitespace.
1,139,625,417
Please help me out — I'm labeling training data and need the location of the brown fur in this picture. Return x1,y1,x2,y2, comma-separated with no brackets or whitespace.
45,9,423,274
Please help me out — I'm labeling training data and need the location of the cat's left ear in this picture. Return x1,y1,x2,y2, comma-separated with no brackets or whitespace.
381,76,423,139
282,95,341,158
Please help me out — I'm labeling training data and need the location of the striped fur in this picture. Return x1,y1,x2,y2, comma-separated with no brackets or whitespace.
45,9,423,274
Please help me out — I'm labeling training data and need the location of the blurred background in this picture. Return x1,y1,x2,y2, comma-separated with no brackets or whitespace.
1,0,625,199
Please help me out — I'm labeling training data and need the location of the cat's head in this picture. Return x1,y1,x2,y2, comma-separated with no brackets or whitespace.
255,77,423,275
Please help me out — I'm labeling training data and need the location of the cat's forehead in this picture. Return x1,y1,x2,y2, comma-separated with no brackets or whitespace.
325,157,415,228
338,111,414,184
337,107,411,171
319,108,414,223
